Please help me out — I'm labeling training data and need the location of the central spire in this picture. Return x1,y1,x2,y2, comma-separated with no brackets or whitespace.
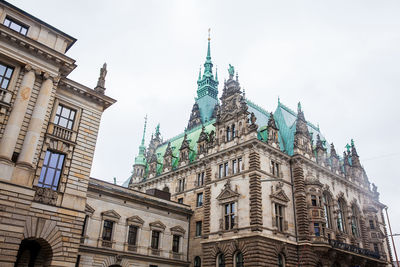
135,115,147,166
188,30,219,130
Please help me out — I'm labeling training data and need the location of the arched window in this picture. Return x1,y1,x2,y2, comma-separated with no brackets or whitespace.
235,251,244,267
351,204,360,238
194,256,201,267
337,198,347,233
322,192,332,229
226,127,231,141
278,254,285,267
217,253,225,267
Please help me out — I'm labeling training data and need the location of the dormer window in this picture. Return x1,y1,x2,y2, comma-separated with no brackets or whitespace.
3,16,28,36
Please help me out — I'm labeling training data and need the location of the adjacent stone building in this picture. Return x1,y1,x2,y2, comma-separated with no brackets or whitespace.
126,35,393,267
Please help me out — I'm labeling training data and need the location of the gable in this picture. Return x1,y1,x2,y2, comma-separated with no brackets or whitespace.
127,215,144,225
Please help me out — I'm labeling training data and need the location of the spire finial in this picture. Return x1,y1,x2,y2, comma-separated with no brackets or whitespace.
298,102,302,112
141,115,147,146
206,29,211,60
95,62,107,94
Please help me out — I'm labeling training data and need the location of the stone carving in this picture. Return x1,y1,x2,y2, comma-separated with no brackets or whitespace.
248,112,258,132
187,103,202,130
34,187,58,205
95,63,107,94
228,64,235,78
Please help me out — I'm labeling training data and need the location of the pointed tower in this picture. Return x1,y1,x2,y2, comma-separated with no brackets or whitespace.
129,116,148,186
267,112,279,148
315,134,327,165
293,102,313,158
187,29,219,129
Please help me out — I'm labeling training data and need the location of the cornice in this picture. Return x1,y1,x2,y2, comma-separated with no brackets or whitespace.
0,24,76,75
59,78,116,111
88,178,192,216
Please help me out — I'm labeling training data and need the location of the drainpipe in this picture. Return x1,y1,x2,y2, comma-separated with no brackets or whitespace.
187,214,191,264
385,206,399,266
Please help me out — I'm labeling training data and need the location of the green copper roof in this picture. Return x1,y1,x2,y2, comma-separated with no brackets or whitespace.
196,37,219,123
150,119,216,178
134,116,147,166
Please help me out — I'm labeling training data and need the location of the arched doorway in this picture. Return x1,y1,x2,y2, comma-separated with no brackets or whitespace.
15,238,53,267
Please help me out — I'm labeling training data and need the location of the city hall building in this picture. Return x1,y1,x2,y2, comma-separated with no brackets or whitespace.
0,1,393,267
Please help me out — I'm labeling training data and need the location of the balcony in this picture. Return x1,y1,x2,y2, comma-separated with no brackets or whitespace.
0,88,12,106
329,239,380,259
47,123,77,143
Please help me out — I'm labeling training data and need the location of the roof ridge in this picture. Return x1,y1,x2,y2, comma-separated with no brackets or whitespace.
246,98,270,117
160,119,216,146
279,101,320,132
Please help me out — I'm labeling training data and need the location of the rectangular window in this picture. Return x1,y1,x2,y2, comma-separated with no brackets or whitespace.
0,63,13,91
373,243,379,254
38,150,65,190
275,203,284,232
238,157,242,172
369,220,375,229
197,172,204,186
232,159,237,174
3,16,28,35
314,223,320,237
219,164,223,178
151,230,160,249
271,161,280,177
195,221,202,236
224,202,235,230
178,178,185,192
311,195,317,206
172,235,180,253
224,162,229,177
127,225,138,245
178,198,183,204
102,220,114,241
196,193,203,207
54,105,76,130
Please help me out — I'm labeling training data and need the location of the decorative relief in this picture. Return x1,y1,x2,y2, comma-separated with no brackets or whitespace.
33,186,58,205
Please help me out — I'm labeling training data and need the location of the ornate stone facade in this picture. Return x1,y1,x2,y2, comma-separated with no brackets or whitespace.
127,34,393,267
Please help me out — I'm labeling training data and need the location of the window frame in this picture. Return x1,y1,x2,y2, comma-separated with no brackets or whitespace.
224,202,236,230
234,251,244,267
151,230,160,250
54,104,76,130
196,192,203,207
102,220,114,241
127,225,138,245
195,221,202,237
3,16,29,36
172,234,180,253
37,150,65,191
194,256,201,267
274,203,284,232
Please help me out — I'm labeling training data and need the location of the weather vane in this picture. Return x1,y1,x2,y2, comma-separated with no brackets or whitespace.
208,28,211,41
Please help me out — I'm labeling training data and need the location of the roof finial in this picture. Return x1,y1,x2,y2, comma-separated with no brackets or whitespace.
278,96,280,105
206,28,211,60
297,101,302,112
95,62,107,94
215,66,218,81
141,114,147,146
198,65,202,81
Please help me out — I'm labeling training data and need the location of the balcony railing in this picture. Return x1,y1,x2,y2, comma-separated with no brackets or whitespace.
127,244,137,252
329,239,380,259
0,88,12,106
101,240,112,248
47,123,77,143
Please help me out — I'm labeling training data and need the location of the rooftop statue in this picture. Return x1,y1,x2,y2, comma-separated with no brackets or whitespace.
228,64,235,78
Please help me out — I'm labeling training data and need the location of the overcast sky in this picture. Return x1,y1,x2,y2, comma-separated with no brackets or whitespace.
11,0,400,257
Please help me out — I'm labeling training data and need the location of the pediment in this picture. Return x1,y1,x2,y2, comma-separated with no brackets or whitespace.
85,203,95,214
127,215,144,225
270,189,290,203
221,113,234,122
170,225,186,235
149,220,166,230
216,180,240,201
101,210,121,220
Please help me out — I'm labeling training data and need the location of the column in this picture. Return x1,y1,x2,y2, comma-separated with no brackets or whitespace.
0,65,36,160
18,74,54,166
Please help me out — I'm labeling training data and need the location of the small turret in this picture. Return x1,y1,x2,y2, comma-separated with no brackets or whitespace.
179,132,192,165
267,112,279,148
315,134,327,165
129,115,148,187
293,102,313,158
197,125,209,156
329,143,340,172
